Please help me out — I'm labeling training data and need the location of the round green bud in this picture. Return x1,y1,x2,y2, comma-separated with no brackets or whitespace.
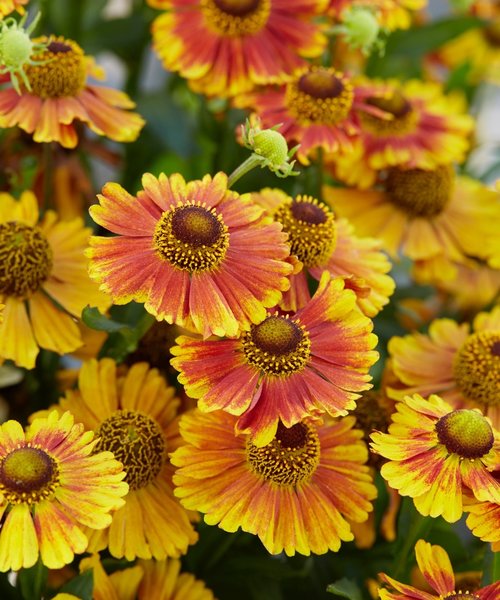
342,7,380,50
252,129,289,167
0,28,34,69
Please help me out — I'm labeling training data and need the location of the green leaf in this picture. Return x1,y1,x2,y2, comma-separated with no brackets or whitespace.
18,560,48,600
326,577,363,600
82,306,132,334
58,569,93,600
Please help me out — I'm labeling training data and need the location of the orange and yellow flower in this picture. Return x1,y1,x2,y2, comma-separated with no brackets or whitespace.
324,168,500,267
148,0,327,97
171,273,378,446
329,79,473,189
371,393,500,523
0,190,109,369
0,36,144,148
378,539,500,600
463,474,500,551
252,189,395,316
387,306,500,429
88,171,293,339
172,409,377,556
0,411,128,571
235,66,387,164
39,358,198,560
0,0,27,16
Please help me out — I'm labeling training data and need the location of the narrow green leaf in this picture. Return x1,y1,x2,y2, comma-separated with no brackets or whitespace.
326,577,363,600
81,307,132,334
18,560,48,600
58,569,93,600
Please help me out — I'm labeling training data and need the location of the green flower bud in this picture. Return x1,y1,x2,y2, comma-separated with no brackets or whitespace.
340,7,381,54
0,27,34,70
252,129,289,168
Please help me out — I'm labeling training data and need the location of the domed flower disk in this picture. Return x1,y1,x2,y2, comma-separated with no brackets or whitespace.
0,36,145,148
147,0,327,97
371,393,500,523
0,411,128,571
0,190,110,369
35,358,198,561
325,167,500,267
171,273,378,446
387,306,500,429
171,409,377,556
378,539,500,600
88,171,293,339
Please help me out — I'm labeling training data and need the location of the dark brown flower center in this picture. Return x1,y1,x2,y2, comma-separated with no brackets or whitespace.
298,71,344,99
435,409,494,459
202,0,270,36
366,91,412,118
483,18,500,47
214,0,260,16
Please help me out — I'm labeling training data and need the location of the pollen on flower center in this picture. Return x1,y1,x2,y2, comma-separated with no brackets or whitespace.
242,315,311,376
0,222,53,298
25,37,86,98
385,166,453,218
0,446,60,505
435,409,494,459
201,0,271,36
286,68,354,125
153,204,229,273
443,593,481,600
94,410,166,491
274,196,336,267
452,331,500,407
247,421,320,485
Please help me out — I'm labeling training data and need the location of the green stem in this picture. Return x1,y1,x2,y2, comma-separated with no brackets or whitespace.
227,155,261,188
392,507,432,581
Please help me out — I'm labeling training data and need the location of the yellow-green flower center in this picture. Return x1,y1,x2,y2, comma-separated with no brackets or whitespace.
0,446,59,505
453,331,500,408
274,195,336,267
25,38,86,98
242,315,311,376
0,222,53,298
247,421,320,485
202,0,271,36
361,90,417,135
94,410,166,491
153,204,229,273
286,68,354,125
435,409,494,459
385,166,453,218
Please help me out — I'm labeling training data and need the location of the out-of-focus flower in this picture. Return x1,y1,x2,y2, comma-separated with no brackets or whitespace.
387,306,500,429
252,189,395,316
329,79,473,189
0,191,109,369
371,394,500,523
324,168,500,270
329,0,427,31
37,359,198,560
0,411,128,571
79,554,143,600
0,36,144,148
172,409,377,556
0,0,28,17
463,472,500,551
378,539,500,600
88,172,293,339
171,273,378,447
148,0,327,97
235,65,387,164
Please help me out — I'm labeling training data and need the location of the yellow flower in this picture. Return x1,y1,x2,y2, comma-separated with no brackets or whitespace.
0,0,27,17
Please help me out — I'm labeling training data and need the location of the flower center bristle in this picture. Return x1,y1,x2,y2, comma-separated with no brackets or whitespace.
202,0,270,36
153,204,229,273
286,68,354,125
435,409,494,459
274,196,336,267
385,166,453,218
247,421,320,485
94,409,166,491
0,222,53,298
242,315,311,376
0,446,59,505
453,331,500,407
25,36,86,98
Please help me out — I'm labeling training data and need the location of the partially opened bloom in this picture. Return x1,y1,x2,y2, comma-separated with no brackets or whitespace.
171,273,378,446
252,189,395,316
88,172,293,338
378,539,500,600
371,394,500,523
41,358,198,560
387,306,500,429
324,167,500,266
0,36,144,148
0,190,109,369
0,411,128,571
329,79,473,189
172,409,377,556
235,65,386,164
148,0,327,97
